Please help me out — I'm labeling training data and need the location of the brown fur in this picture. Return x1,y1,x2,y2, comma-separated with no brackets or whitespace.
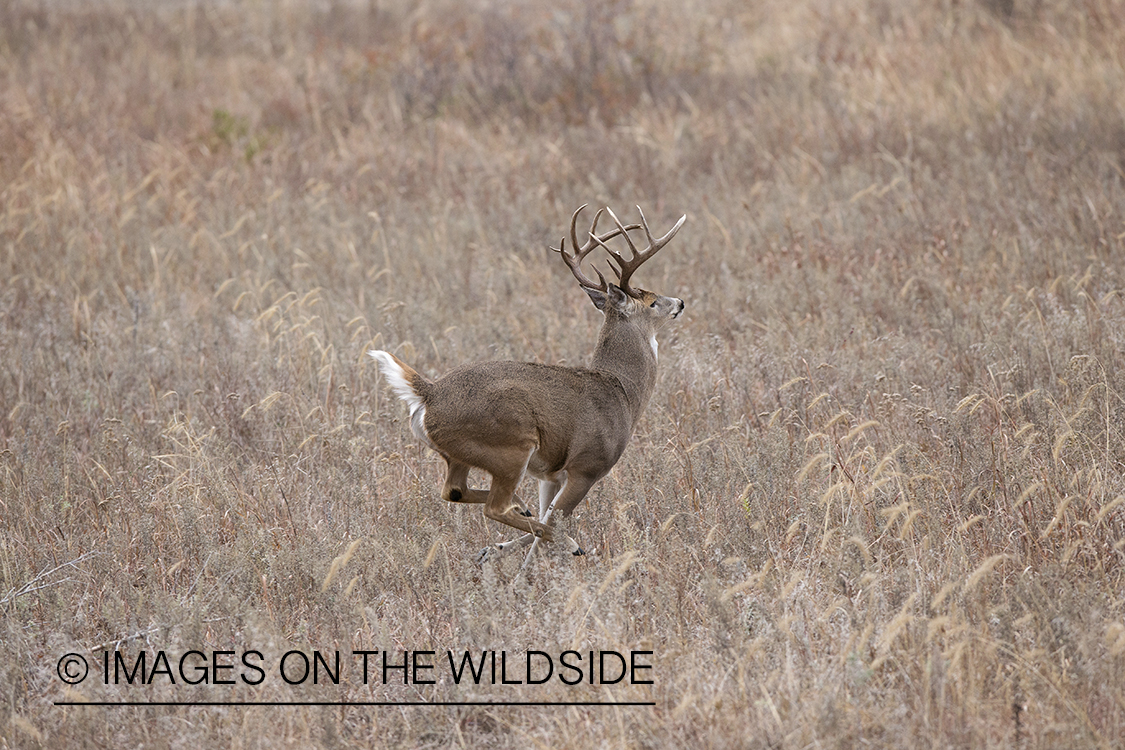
373,207,685,549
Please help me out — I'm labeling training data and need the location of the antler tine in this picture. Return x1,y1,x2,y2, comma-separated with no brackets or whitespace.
555,205,606,293
637,205,687,252
601,206,639,286
555,204,640,294
601,205,687,296
572,204,604,260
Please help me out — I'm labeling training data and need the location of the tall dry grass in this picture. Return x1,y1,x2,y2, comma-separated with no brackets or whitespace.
2,0,1124,747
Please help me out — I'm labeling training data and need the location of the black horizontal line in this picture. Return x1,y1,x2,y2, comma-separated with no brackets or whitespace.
54,701,656,707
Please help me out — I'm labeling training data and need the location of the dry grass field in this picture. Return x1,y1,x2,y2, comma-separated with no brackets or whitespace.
2,0,1125,747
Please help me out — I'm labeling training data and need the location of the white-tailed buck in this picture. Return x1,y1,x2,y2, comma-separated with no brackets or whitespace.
371,205,685,560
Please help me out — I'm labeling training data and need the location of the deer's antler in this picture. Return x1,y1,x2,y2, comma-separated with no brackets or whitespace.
593,206,687,298
554,204,640,294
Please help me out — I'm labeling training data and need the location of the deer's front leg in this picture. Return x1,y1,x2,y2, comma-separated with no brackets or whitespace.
537,477,562,519
548,471,598,519
487,475,589,563
538,472,598,556
478,528,585,564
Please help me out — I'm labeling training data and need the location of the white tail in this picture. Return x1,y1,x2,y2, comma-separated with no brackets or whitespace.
368,350,432,450
371,204,685,560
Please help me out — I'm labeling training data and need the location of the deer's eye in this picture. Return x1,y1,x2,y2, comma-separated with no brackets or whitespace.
650,301,658,308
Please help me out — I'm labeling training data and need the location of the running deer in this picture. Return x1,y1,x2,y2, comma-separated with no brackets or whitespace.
370,205,685,560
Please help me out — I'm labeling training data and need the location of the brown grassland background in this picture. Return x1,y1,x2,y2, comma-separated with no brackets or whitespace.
3,0,1125,747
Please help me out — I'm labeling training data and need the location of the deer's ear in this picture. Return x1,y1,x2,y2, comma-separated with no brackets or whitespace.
606,283,630,311
585,284,628,311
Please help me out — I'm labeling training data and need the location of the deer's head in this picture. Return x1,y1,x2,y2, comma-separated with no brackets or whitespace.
554,205,685,342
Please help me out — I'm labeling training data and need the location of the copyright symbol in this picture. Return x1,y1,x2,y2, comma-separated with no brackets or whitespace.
57,653,89,684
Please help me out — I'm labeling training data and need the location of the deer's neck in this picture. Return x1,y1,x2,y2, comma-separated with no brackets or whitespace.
590,320,658,425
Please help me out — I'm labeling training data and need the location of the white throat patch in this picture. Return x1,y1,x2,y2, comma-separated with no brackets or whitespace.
649,334,658,360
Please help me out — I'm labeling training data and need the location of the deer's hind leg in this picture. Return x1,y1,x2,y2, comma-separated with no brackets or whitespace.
440,458,488,503
481,449,553,540
485,478,559,557
484,476,583,563
442,456,538,520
